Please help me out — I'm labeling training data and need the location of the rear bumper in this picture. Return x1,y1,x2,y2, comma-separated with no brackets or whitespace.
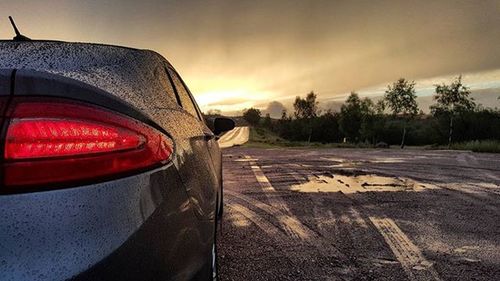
0,164,213,281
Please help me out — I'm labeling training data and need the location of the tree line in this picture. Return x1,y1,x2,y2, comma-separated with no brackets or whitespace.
242,76,500,148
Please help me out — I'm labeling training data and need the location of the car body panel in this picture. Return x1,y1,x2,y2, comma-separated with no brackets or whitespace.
0,165,211,281
0,41,178,114
0,41,222,280
0,69,12,96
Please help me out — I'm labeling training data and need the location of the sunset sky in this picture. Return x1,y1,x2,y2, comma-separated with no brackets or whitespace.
1,0,500,116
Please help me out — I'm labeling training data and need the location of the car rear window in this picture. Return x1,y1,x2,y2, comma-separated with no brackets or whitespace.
168,68,201,120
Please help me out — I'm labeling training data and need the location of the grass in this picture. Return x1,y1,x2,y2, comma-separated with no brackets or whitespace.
450,140,500,153
244,127,373,149
245,127,500,153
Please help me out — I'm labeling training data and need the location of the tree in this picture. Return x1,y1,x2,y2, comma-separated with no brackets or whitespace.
430,75,475,148
339,93,378,143
314,110,342,143
384,78,418,148
293,91,319,143
263,113,272,128
294,91,319,119
339,92,363,141
359,97,378,143
243,108,261,126
375,99,386,115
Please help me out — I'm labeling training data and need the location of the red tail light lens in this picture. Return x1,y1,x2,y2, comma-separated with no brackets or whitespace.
2,99,174,190
5,119,145,159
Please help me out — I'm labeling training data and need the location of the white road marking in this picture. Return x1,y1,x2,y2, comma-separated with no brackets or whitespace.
251,165,280,192
236,154,442,280
284,164,442,280
246,155,292,209
228,203,282,237
226,190,310,240
227,203,341,266
226,190,345,258
228,156,346,257
370,217,442,281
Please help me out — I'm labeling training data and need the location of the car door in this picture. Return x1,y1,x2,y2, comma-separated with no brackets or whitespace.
167,67,219,220
175,73,224,211
174,76,222,187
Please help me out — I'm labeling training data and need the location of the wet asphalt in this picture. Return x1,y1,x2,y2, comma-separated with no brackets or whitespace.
216,147,500,281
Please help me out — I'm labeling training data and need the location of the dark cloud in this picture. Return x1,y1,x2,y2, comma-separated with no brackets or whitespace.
1,0,499,112
417,88,500,113
321,101,344,114
262,101,287,118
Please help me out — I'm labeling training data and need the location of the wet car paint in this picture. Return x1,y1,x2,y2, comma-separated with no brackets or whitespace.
0,69,12,96
0,42,220,280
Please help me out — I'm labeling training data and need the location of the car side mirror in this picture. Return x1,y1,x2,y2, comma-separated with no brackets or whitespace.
213,117,235,135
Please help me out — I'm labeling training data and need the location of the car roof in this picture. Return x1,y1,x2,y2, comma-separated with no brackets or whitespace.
0,40,179,112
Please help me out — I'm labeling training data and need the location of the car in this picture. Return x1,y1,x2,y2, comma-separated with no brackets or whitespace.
0,40,234,281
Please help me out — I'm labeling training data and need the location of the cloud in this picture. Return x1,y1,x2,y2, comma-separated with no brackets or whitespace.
262,101,287,118
2,0,500,115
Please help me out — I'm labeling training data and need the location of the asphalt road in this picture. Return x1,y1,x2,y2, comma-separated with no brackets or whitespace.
217,147,500,281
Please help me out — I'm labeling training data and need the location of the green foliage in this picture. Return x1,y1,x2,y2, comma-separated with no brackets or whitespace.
339,92,362,141
339,92,376,142
253,81,499,152
242,107,261,126
384,78,418,148
431,75,475,114
294,91,319,119
262,113,272,128
246,127,288,147
384,78,418,117
431,75,477,147
278,108,342,143
246,127,370,148
451,140,500,153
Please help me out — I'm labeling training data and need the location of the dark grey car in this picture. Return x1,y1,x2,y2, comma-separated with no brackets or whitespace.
0,41,234,281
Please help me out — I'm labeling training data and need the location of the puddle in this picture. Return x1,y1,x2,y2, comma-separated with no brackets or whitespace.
290,174,438,193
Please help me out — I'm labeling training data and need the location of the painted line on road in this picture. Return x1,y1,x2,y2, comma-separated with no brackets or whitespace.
231,157,346,257
226,190,345,258
283,163,442,280
228,203,282,237
246,155,289,200
226,203,333,265
369,217,442,281
241,154,442,280
227,190,310,240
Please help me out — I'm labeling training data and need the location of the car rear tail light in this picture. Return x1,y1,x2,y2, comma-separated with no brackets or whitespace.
1,98,174,191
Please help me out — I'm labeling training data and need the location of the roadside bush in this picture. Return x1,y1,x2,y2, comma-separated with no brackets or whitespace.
451,140,500,153
254,91,500,151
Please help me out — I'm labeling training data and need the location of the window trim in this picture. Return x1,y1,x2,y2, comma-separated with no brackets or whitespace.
166,67,203,121
165,67,182,107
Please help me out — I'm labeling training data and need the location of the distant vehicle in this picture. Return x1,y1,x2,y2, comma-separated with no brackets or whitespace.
0,39,234,280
